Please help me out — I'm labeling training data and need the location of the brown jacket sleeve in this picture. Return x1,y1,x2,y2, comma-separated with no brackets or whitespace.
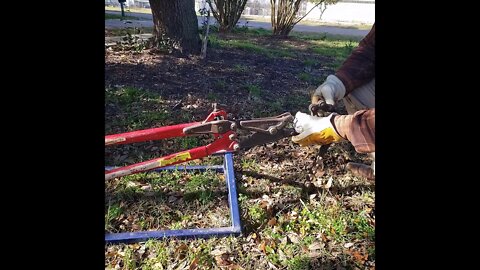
335,23,375,95
333,109,375,153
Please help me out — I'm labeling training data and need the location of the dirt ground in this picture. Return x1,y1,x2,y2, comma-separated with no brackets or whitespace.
105,32,374,270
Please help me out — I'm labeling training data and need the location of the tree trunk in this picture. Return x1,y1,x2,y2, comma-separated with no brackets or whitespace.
270,0,325,37
208,0,248,33
270,0,302,37
149,0,201,55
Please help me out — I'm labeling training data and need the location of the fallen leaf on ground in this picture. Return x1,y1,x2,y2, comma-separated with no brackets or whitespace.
215,254,232,266
325,176,333,189
287,233,300,244
352,250,368,264
189,257,199,270
259,241,266,253
175,243,188,259
267,218,277,226
211,248,227,256
309,241,324,250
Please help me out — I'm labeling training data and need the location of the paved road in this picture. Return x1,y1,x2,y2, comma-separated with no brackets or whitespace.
105,11,369,37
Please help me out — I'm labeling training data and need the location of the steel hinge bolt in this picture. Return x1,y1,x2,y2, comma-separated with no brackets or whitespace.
268,127,277,135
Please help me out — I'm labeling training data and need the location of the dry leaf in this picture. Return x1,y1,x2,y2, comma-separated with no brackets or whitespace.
314,167,325,177
259,241,266,253
278,248,286,261
267,218,277,226
126,181,138,188
344,242,354,248
189,257,199,270
308,241,324,250
325,176,333,189
215,254,232,266
140,184,152,191
287,233,300,244
320,233,327,242
312,178,323,187
309,193,317,200
211,248,226,256
138,245,146,257
226,264,244,270
308,251,321,258
267,261,279,270
175,243,188,258
291,151,303,158
290,211,298,219
352,250,368,264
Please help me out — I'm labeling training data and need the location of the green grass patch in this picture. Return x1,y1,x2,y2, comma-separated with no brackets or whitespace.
298,72,312,82
105,202,123,231
105,87,174,132
245,83,262,97
303,59,317,67
307,39,358,69
210,35,294,58
233,64,249,73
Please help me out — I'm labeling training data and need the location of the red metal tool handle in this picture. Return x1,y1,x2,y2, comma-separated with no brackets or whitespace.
105,110,236,180
105,122,201,146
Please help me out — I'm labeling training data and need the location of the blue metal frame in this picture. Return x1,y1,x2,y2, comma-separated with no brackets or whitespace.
105,152,242,243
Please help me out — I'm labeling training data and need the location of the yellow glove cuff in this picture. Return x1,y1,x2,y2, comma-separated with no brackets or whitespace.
293,126,343,147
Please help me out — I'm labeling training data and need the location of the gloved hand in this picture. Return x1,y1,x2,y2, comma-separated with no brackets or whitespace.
311,75,346,106
291,112,344,147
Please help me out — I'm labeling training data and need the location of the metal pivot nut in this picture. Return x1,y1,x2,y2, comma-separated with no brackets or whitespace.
268,127,277,135
233,144,240,151
230,123,237,131
229,134,236,140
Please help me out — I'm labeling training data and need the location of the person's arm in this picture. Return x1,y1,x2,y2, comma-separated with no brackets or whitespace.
332,108,375,153
335,24,375,95
291,108,375,154
311,23,375,105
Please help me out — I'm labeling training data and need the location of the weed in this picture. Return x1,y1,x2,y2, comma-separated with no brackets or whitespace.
241,158,260,171
248,203,267,225
287,256,310,270
245,83,262,97
233,64,248,73
105,202,122,231
298,72,312,82
303,59,317,67
214,79,227,90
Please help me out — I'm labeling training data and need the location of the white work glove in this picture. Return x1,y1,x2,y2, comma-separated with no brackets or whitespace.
312,75,346,105
291,112,343,147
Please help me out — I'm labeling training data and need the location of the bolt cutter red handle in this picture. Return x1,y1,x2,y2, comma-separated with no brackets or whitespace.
105,106,296,181
105,109,237,181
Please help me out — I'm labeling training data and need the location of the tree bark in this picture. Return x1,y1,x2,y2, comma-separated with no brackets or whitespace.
149,0,201,55
208,0,248,33
271,0,324,37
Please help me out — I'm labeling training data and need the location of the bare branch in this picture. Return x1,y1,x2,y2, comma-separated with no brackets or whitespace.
293,2,323,25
